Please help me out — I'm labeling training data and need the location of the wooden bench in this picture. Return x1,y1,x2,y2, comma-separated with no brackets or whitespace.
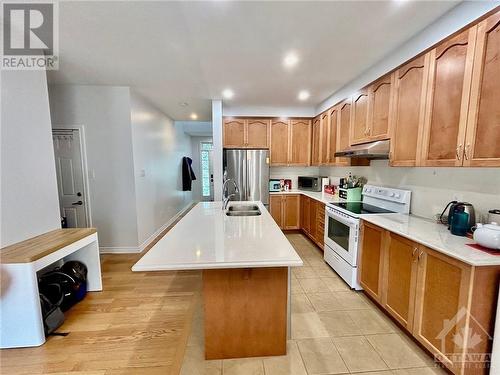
0,228,102,348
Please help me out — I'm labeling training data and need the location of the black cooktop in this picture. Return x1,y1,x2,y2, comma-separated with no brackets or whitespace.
331,202,395,215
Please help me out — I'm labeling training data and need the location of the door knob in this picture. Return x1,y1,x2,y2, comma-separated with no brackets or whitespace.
72,201,83,205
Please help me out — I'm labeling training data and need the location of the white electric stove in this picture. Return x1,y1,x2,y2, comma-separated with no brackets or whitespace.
324,184,412,290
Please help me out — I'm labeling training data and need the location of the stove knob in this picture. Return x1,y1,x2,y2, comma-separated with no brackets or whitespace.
390,192,395,197
395,193,401,199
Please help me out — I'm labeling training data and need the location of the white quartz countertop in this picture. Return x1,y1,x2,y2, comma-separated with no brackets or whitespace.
270,190,343,205
132,201,303,271
360,214,500,267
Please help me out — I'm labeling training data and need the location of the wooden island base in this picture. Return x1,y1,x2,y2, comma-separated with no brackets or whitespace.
202,267,288,360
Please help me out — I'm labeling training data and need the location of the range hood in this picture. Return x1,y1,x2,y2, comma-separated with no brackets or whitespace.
334,140,390,159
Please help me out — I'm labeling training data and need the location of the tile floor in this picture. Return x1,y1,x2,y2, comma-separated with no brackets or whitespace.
180,233,448,375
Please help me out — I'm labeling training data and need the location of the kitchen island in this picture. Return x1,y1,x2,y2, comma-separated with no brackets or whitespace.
132,201,302,360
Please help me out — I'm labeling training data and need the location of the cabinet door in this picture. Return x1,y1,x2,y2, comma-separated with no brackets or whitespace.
311,116,321,166
390,55,430,166
336,100,351,166
270,120,290,165
315,202,325,249
301,196,311,234
290,119,311,166
383,233,419,331
283,195,300,230
412,246,472,370
247,119,270,148
327,106,338,164
269,195,283,228
350,89,370,145
320,112,329,164
421,28,477,167
368,73,393,140
464,10,500,167
359,222,386,302
224,118,246,148
309,199,318,240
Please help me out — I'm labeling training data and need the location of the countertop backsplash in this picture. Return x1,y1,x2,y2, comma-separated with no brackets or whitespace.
270,162,500,223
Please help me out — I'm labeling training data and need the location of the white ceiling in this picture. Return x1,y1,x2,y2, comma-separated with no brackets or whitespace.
48,1,460,121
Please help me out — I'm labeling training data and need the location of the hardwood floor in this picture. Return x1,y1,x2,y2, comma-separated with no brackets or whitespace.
0,205,201,375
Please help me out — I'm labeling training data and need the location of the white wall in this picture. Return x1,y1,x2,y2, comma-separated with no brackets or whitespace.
130,92,193,246
1,70,61,247
48,85,139,249
317,1,500,113
190,136,213,202
319,162,500,223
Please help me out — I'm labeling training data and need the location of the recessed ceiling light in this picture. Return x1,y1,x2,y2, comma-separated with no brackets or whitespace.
190,113,198,120
298,90,310,101
283,52,299,69
179,102,189,107
222,89,234,99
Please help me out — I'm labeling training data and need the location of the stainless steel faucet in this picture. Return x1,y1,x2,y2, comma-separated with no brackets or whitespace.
222,179,239,210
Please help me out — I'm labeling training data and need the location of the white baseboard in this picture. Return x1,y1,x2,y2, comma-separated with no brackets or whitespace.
99,203,194,254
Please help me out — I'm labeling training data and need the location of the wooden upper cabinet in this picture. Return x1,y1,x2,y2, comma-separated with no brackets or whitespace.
464,10,500,167
359,222,385,302
223,118,246,147
390,54,430,166
412,246,472,371
320,111,329,164
283,195,300,230
383,233,419,331
421,28,477,167
350,89,370,145
246,119,270,148
290,119,311,166
311,116,321,166
327,106,339,165
337,100,352,165
368,73,393,140
270,119,290,165
223,118,269,148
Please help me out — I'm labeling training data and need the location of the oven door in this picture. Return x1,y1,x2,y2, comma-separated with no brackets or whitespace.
324,207,359,266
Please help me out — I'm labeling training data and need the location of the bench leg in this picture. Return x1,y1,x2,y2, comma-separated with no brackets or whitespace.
0,263,45,348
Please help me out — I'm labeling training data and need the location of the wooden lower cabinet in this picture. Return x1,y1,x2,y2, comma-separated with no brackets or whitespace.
269,195,284,228
269,194,300,230
271,194,325,250
412,247,472,372
283,195,300,230
300,195,311,234
359,222,386,302
383,233,419,331
359,221,499,374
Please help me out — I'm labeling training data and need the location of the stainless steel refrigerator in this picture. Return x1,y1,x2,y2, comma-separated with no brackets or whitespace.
223,149,269,205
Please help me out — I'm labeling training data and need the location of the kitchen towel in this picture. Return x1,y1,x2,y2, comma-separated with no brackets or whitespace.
182,156,196,191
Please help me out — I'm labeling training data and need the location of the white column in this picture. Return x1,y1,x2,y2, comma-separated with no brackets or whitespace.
212,100,223,201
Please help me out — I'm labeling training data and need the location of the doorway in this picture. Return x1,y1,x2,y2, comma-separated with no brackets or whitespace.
200,142,214,201
52,128,90,228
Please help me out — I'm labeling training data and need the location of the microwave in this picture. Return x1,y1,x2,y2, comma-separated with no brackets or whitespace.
298,176,327,192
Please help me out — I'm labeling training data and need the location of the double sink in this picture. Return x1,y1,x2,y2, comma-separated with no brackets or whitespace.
226,204,262,216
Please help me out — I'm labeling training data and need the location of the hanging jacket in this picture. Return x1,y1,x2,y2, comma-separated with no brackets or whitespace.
182,156,196,191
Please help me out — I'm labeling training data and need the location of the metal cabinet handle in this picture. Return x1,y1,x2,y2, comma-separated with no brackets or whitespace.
456,144,462,161
464,144,470,160
412,247,418,261
418,250,423,262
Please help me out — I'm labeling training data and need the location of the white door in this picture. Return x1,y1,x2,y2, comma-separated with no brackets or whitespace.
52,129,89,227
200,142,214,201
